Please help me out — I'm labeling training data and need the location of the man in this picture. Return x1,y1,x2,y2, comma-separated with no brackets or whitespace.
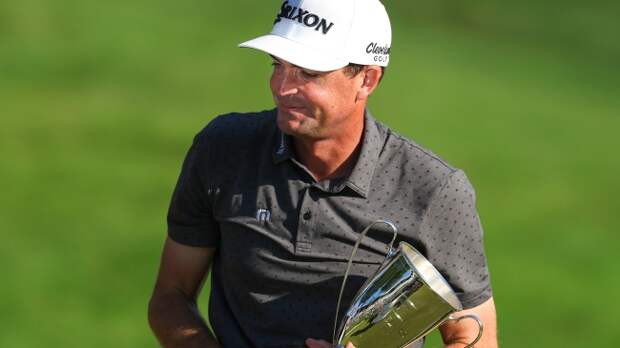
148,0,497,347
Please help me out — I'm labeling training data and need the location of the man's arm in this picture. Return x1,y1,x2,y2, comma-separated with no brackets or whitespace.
148,236,220,348
439,297,497,348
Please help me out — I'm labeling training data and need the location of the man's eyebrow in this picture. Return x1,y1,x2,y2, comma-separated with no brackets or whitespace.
268,55,325,75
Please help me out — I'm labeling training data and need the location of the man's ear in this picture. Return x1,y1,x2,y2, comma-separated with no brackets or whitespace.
356,66,383,101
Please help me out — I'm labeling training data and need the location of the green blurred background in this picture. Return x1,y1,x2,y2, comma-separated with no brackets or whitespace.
1,0,618,346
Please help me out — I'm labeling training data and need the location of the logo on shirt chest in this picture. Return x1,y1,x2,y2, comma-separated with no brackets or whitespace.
256,208,272,223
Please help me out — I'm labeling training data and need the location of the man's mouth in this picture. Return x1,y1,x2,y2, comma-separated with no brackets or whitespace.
279,103,306,113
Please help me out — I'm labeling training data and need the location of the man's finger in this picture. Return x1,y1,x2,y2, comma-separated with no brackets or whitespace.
305,338,332,348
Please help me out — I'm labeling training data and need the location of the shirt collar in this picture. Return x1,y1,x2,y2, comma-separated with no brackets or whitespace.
272,109,384,198
343,110,383,198
272,123,294,164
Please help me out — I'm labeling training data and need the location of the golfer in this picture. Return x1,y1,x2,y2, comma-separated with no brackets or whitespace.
149,0,497,347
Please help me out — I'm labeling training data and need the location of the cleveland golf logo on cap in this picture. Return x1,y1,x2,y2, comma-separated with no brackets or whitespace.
366,42,391,63
273,1,335,34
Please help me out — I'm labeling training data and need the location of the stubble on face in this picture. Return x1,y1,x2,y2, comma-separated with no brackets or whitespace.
275,95,320,138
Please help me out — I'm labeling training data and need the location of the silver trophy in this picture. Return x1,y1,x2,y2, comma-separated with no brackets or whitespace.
333,220,483,348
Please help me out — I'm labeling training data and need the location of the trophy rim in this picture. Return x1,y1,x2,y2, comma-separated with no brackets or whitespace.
399,242,463,311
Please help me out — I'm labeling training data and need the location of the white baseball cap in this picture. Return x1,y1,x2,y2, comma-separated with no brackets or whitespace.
239,0,392,72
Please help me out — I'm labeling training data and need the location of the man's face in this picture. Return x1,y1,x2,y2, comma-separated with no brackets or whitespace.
269,57,364,140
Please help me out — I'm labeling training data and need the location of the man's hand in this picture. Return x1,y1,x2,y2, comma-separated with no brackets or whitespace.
305,338,356,348
440,297,497,348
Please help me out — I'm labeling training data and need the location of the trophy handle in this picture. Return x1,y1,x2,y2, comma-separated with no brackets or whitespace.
446,314,484,348
332,219,399,346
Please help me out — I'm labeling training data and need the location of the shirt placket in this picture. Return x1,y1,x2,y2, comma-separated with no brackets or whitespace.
295,185,318,255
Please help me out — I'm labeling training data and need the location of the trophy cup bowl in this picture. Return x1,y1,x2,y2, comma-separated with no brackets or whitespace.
333,220,483,348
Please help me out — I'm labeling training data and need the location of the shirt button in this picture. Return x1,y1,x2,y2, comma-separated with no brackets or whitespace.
303,211,312,220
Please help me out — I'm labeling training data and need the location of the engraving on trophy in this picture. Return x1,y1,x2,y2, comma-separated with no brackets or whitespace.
406,298,417,309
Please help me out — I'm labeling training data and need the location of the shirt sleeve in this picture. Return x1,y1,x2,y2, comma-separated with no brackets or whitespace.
167,131,220,247
419,170,492,309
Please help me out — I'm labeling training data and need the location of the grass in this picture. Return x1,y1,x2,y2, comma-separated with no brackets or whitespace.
1,1,618,347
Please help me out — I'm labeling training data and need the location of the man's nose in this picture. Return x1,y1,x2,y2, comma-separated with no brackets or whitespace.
275,69,299,96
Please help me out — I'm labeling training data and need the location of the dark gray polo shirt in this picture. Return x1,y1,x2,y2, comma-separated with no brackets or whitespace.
167,108,492,348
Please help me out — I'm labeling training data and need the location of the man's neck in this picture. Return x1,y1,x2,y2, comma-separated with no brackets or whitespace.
293,116,365,182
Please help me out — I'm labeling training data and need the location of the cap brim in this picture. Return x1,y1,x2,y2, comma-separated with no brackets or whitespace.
239,34,349,72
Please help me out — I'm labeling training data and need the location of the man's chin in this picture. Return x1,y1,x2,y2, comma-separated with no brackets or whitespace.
276,109,322,139
277,118,302,136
